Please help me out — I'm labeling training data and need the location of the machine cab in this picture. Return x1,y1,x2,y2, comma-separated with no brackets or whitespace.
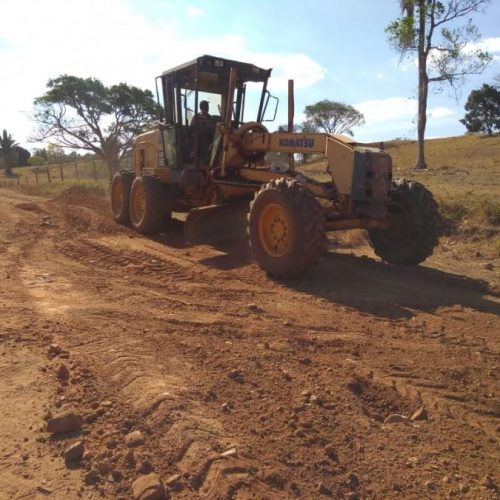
156,55,273,170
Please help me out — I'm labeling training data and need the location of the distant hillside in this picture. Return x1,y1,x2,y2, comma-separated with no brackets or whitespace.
385,134,500,174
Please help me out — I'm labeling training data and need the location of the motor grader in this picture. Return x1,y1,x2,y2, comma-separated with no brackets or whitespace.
111,55,439,278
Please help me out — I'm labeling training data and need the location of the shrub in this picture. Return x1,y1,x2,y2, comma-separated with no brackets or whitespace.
481,200,500,226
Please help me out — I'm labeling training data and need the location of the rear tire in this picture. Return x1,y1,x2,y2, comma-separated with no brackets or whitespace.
368,179,439,265
248,178,326,278
129,176,172,235
110,171,134,225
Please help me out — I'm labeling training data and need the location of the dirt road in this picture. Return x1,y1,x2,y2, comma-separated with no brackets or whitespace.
0,187,498,499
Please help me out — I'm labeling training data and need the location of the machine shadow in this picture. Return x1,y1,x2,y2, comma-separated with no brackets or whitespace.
149,222,499,319
280,252,500,320
151,218,253,271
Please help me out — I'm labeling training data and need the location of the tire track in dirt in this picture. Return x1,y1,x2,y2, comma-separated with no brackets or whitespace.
2,188,499,498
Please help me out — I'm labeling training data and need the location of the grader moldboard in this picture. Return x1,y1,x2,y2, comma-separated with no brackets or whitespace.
111,55,439,278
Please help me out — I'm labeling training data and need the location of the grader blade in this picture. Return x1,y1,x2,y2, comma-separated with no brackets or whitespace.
184,200,250,245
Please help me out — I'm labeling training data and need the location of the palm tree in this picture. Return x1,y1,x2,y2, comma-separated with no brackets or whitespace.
0,129,18,177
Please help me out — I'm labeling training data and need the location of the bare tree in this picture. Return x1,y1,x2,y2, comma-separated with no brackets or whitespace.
386,0,492,169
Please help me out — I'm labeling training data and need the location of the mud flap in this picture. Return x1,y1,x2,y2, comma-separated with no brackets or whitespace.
184,200,251,245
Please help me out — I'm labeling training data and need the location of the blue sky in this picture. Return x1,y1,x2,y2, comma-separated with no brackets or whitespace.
1,0,499,150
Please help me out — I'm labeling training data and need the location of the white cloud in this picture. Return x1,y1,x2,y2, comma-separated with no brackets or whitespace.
187,6,204,16
355,97,453,126
467,36,500,62
253,53,326,91
355,97,416,125
0,0,325,146
468,36,500,54
428,106,454,118
375,72,385,80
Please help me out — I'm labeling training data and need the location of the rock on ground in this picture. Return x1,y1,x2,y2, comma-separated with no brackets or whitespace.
46,412,83,434
63,440,84,462
132,473,165,500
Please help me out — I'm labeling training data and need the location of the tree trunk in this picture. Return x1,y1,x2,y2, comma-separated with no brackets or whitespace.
415,0,428,171
4,157,13,177
103,155,120,180
101,135,121,180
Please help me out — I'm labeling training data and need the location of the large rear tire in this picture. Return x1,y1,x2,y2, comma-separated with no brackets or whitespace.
110,171,134,225
368,179,439,265
129,176,172,235
248,178,326,278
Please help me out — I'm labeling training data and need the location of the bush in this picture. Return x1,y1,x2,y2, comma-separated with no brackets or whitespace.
481,200,500,226
439,200,469,233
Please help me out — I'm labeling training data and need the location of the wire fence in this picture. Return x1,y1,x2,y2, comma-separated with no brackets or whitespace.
0,157,133,188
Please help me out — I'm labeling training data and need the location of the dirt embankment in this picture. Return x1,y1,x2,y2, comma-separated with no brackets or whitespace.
0,187,498,499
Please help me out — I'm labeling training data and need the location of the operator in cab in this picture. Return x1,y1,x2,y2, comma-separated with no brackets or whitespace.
191,100,215,165
191,100,211,124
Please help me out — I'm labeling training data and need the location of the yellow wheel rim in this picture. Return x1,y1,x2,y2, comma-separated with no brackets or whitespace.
258,203,291,257
132,182,145,223
111,181,123,216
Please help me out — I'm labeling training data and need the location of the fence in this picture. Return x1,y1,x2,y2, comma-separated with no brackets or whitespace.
0,157,133,188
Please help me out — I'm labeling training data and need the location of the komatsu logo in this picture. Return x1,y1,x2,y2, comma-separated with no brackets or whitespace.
279,137,315,148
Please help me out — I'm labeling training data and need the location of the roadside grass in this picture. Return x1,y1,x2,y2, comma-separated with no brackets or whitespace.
12,178,109,198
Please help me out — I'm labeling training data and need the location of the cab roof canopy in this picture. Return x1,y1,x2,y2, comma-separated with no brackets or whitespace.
160,55,272,93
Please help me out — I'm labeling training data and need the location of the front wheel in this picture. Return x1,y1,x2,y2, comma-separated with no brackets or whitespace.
248,178,326,278
368,179,439,265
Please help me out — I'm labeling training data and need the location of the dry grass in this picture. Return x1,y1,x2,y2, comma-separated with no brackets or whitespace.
9,179,109,198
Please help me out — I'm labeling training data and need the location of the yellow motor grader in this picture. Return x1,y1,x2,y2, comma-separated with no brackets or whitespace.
111,55,439,278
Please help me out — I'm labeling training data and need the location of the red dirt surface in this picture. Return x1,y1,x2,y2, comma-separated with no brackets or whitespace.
0,187,498,499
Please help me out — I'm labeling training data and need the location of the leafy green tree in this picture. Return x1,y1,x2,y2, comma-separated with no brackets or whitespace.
13,146,31,166
386,0,491,170
0,129,18,176
29,154,46,166
33,148,48,161
460,83,500,135
32,75,160,176
304,100,364,136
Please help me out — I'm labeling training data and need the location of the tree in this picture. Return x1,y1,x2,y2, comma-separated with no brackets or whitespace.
47,144,65,164
0,129,18,176
32,75,160,176
386,0,491,169
13,146,31,166
303,100,365,136
460,83,500,135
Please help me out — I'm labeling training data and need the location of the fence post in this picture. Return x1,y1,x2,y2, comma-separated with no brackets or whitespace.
59,164,64,182
92,160,98,181
75,163,80,179
47,166,51,183
35,171,39,184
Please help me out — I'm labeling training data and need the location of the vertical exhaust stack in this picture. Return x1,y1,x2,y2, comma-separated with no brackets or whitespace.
220,67,238,178
288,79,295,172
